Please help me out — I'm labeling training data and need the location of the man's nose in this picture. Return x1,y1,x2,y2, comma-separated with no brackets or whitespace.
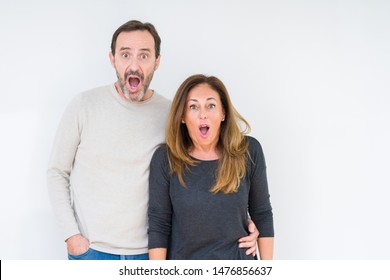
128,57,140,71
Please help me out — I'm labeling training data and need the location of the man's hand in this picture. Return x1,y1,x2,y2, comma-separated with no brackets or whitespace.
238,219,259,256
66,234,90,255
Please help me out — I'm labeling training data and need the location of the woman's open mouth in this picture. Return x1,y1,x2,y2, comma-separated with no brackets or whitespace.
199,124,210,137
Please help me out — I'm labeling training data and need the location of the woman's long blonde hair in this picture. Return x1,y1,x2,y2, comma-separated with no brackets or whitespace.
166,74,251,194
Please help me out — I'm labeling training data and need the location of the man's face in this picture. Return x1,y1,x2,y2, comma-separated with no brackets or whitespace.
109,30,160,102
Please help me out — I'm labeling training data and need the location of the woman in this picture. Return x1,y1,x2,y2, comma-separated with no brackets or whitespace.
148,74,274,260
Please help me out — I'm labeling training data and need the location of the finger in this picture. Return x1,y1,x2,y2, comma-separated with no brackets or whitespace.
245,246,256,256
251,226,259,235
239,236,257,243
239,233,257,243
250,229,259,240
238,236,250,243
248,220,255,233
238,240,256,249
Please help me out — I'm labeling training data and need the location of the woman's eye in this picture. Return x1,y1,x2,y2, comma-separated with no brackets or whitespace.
208,104,216,109
189,105,198,110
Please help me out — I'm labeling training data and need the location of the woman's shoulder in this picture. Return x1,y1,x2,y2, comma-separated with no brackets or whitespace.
245,135,262,151
150,144,170,173
153,143,168,159
245,135,265,164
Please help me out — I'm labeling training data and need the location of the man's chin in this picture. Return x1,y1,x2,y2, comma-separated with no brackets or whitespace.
125,90,145,102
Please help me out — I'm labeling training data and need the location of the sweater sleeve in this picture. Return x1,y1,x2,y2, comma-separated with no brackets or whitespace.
148,145,172,249
47,95,83,241
247,137,274,237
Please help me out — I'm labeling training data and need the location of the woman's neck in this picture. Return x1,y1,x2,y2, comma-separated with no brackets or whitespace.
189,145,220,160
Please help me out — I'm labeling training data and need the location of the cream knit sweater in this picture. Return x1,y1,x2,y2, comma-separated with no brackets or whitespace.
47,84,170,255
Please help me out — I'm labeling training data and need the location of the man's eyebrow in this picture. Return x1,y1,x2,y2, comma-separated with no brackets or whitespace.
119,47,152,52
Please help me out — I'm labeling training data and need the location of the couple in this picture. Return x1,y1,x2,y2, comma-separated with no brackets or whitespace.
47,20,274,260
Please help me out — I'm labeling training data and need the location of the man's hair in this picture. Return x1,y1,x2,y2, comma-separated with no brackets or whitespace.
110,20,161,58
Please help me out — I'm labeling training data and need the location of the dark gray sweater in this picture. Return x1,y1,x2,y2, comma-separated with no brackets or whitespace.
148,136,274,260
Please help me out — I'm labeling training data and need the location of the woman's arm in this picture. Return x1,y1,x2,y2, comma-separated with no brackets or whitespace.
149,248,168,260
148,145,172,259
258,237,274,260
247,137,274,259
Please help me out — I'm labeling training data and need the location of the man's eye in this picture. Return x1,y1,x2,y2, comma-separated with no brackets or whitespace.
122,53,129,58
140,54,148,60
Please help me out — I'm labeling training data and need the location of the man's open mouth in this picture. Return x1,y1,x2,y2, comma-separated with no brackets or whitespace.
128,76,141,91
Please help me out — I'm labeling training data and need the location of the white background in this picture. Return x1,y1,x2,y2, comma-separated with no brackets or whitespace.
0,0,389,260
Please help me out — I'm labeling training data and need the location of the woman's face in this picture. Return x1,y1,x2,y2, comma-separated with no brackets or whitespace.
183,83,225,150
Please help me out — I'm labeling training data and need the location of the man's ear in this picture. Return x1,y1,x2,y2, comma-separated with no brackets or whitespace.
109,51,115,67
154,55,161,71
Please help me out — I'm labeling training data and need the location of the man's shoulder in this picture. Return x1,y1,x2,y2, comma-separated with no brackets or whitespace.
79,84,113,98
148,92,171,118
152,91,171,106
68,84,113,106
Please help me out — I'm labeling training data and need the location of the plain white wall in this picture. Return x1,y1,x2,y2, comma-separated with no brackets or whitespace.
1,0,389,259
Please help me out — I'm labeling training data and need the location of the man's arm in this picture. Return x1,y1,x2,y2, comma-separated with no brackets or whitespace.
47,95,82,243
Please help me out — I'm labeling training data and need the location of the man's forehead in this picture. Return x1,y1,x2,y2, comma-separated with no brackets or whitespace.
116,30,155,48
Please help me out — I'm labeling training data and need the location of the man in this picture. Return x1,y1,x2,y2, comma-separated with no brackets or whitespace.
47,20,258,260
